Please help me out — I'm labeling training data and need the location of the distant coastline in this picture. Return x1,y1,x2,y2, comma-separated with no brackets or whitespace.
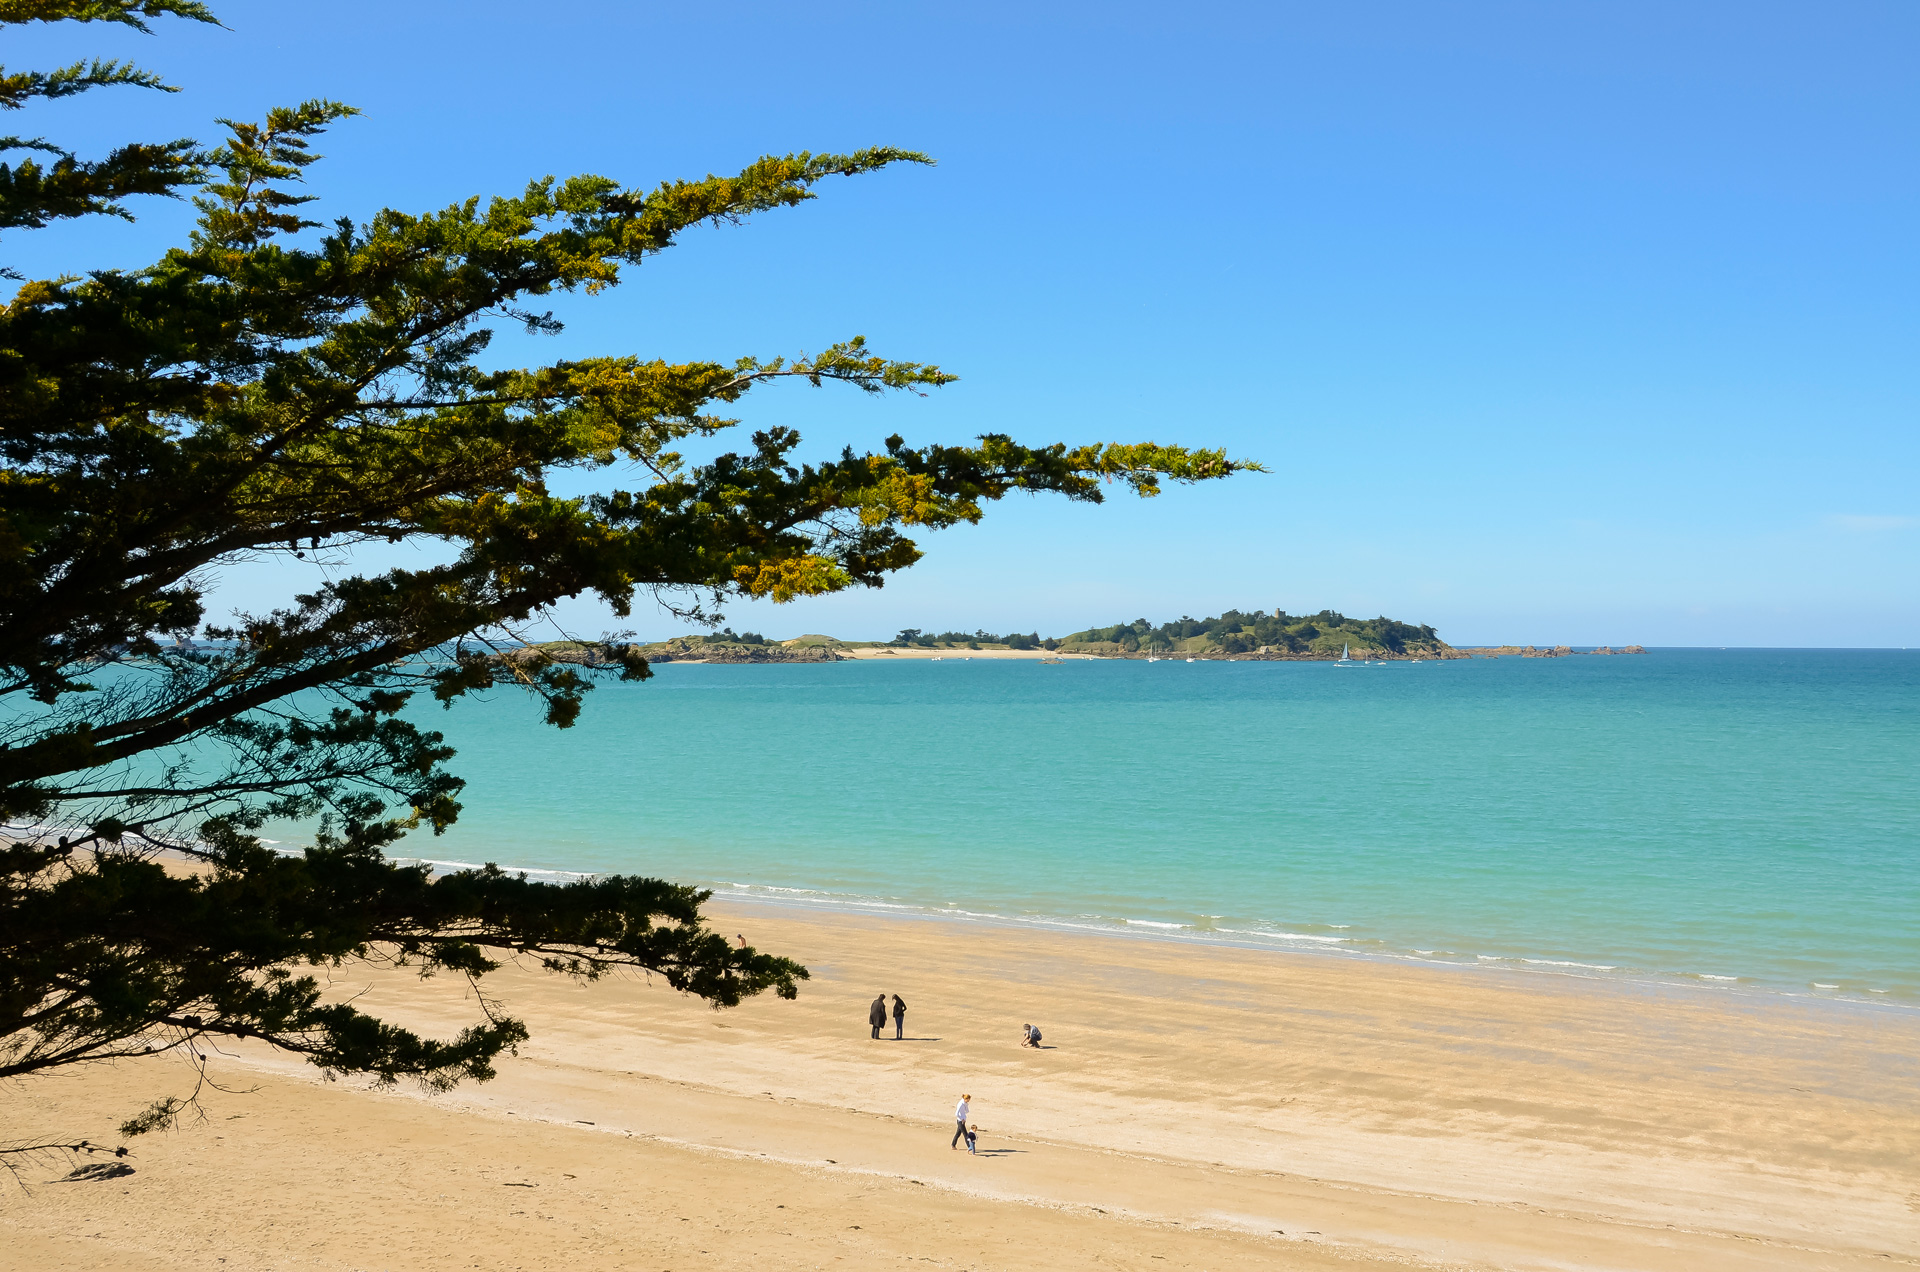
504,605,1646,667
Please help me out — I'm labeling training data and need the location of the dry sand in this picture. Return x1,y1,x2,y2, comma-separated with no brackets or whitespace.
5,903,1917,1271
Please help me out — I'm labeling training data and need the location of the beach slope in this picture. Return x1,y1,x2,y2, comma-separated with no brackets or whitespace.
5,905,1915,1271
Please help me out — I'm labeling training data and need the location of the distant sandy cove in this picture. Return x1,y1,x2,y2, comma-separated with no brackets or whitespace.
6,903,1916,1271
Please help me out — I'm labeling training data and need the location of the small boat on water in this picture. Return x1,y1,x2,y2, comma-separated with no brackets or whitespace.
1335,643,1356,666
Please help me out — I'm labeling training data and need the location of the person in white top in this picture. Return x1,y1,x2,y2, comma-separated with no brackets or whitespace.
951,1094,971,1150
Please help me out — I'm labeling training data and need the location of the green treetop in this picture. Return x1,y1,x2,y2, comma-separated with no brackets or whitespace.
1064,609,1444,655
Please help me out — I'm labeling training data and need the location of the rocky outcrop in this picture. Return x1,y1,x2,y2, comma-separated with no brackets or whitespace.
642,638,844,664
497,637,846,669
496,641,636,669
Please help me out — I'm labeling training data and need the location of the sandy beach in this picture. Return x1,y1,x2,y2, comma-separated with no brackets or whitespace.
6,903,1916,1271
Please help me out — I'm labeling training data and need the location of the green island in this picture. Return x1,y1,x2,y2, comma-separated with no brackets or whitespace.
507,612,1644,664
1048,610,1451,658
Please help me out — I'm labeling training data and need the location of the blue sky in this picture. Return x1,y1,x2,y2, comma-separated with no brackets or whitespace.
16,1,1918,645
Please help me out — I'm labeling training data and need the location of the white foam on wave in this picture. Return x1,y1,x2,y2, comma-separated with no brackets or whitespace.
1214,927,1348,945
718,882,1018,922
1031,916,1140,935
1476,954,1617,971
480,869,1912,1009
717,883,931,913
395,855,597,882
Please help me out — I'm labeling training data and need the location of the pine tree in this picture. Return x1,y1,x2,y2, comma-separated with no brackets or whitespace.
0,0,1252,1136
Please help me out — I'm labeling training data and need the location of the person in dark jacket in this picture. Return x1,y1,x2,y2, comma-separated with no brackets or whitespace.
869,993,888,1039
891,993,907,1040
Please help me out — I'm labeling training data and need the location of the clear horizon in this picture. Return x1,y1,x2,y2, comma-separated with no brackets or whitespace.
15,1,1916,647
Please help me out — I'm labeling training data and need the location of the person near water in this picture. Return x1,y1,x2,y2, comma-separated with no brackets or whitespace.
891,993,906,1040
951,1094,971,1149
869,993,888,1040
1020,1023,1043,1048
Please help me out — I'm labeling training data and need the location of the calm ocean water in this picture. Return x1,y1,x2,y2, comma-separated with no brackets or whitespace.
400,650,1919,1003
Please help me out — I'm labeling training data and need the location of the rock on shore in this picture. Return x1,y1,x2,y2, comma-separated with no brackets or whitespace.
648,640,845,664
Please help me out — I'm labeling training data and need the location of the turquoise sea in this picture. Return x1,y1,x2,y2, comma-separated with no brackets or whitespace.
401,650,1919,1004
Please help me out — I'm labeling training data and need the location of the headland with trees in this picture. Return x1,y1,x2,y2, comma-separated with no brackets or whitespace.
514,610,1648,663
525,608,1469,662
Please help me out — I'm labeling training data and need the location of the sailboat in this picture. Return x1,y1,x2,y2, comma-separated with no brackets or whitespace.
1335,643,1357,666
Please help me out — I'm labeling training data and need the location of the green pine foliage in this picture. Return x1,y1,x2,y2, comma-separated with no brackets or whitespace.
889,627,1045,649
0,0,1254,1130
2,820,803,1092
0,1,219,247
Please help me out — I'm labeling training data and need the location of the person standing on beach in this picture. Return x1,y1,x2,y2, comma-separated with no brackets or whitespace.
951,1094,971,1150
891,993,907,1040
869,993,888,1040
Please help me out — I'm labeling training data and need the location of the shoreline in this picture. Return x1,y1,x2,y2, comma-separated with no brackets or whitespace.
8,897,1915,1270
381,851,1920,1011
705,884,1920,1016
